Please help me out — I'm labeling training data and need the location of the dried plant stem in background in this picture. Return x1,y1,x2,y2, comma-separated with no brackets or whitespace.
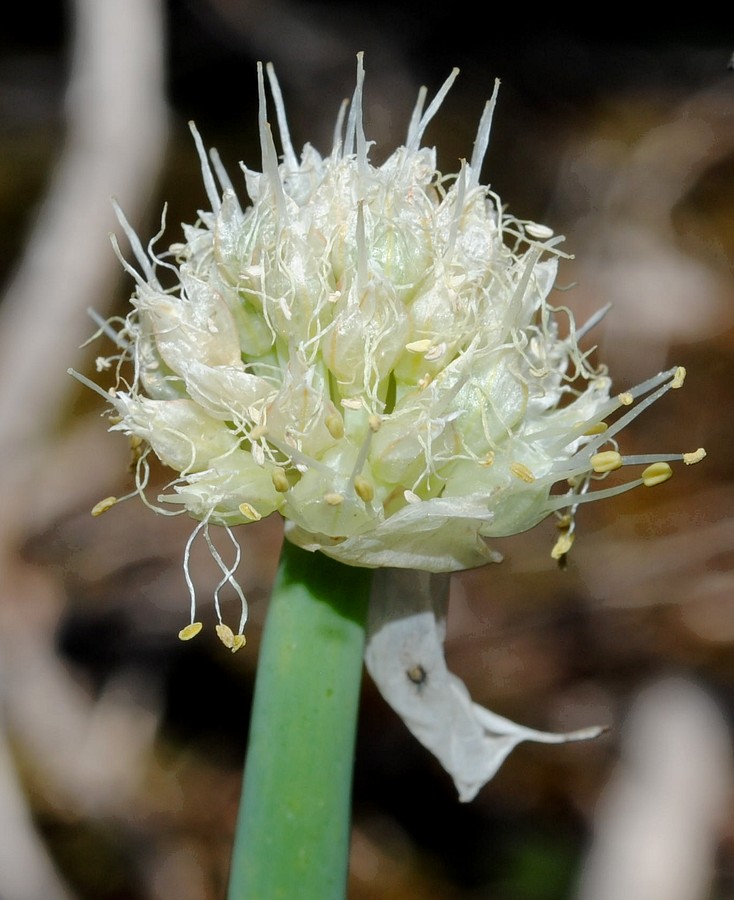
0,2,167,898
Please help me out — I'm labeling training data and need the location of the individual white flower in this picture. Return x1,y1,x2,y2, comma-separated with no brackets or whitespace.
72,55,704,798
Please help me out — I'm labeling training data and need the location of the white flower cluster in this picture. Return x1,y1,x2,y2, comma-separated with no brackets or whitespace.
73,56,702,649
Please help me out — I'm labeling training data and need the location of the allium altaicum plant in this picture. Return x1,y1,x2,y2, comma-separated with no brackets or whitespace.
71,55,704,898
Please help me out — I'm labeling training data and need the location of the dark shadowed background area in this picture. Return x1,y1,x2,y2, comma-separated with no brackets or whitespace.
1,3,733,898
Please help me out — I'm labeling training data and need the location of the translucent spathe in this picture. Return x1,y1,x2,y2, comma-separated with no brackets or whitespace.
365,569,605,801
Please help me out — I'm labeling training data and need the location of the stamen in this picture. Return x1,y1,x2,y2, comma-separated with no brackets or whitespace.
510,462,535,483
590,450,622,473
216,622,236,649
683,448,706,465
178,622,203,641
271,467,290,492
642,462,673,486
183,517,209,628
239,502,262,521
583,422,608,436
91,496,117,517
325,492,344,506
354,475,374,503
406,339,432,353
550,530,574,560
325,412,345,439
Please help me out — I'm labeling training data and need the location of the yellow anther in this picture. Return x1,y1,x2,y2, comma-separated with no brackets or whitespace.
583,421,608,436
178,622,203,641
324,492,344,506
325,412,345,439
591,450,623,473
642,462,673,486
556,513,573,529
510,462,535,483
617,392,633,406
238,502,262,521
231,634,246,653
479,451,495,467
354,475,374,503
216,623,235,649
671,366,686,389
405,339,432,353
683,447,706,465
271,467,290,492
550,530,575,560
368,414,382,432
91,496,117,517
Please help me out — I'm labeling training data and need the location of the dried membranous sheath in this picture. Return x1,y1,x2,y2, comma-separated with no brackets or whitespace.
71,56,704,798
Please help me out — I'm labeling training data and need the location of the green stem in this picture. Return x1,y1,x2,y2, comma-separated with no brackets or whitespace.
227,540,373,900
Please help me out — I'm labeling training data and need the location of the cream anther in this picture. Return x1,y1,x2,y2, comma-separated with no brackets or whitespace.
510,462,535,483
368,414,382,432
354,475,374,502
216,622,236,649
683,447,706,465
404,490,421,504
642,462,672,486
591,450,623,473
271,467,290,492
406,339,432,353
178,622,203,641
324,492,344,506
583,422,608,436
91,496,117,517
526,222,554,239
325,412,345,439
238,502,262,521
550,530,574,560
617,392,633,406
341,398,362,410
231,634,246,653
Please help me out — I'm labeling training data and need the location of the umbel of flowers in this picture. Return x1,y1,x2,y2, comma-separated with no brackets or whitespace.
73,55,703,652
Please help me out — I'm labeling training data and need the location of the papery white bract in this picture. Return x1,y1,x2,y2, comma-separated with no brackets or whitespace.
72,56,703,795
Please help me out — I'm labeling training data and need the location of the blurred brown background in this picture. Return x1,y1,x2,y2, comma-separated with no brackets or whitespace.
1,3,733,898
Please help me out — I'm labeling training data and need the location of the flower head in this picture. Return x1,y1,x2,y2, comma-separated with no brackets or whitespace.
73,55,702,646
